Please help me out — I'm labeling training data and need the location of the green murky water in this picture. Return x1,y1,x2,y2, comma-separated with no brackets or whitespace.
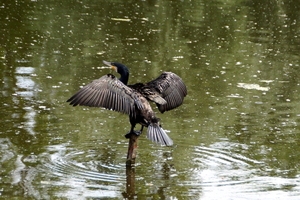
1,0,300,199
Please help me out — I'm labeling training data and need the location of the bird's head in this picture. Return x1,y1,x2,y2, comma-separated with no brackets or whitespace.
103,61,129,74
103,60,129,84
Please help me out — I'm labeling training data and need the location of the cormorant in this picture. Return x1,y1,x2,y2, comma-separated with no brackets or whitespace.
67,61,187,146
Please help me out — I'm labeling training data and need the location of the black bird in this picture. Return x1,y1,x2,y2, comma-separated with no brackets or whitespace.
67,61,187,146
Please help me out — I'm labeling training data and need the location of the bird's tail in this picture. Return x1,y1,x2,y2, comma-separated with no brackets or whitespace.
147,124,173,146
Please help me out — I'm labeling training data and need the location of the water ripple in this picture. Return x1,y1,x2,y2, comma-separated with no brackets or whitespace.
194,145,262,167
41,147,126,184
181,142,300,199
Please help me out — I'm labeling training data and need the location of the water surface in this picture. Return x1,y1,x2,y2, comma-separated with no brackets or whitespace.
1,0,300,199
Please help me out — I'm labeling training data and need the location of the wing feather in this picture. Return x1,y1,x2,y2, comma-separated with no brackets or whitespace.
147,72,187,113
67,74,143,116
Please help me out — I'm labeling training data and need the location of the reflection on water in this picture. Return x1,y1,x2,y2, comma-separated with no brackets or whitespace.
39,144,126,199
1,0,300,199
14,66,37,136
195,144,262,167
187,142,300,199
43,145,125,183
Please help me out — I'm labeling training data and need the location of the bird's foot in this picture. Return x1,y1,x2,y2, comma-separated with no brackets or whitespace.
125,131,142,138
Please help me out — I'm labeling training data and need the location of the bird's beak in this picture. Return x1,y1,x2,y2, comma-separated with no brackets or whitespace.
103,60,117,72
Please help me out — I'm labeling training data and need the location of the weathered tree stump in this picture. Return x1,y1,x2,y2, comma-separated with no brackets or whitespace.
126,133,139,166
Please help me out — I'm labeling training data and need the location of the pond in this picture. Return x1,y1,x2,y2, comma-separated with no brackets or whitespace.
1,0,300,199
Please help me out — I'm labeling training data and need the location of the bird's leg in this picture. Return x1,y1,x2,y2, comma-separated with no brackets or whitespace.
125,123,142,139
140,125,144,132
133,125,143,136
125,116,144,139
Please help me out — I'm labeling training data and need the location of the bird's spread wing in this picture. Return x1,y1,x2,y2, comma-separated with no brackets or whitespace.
147,72,187,113
67,74,143,117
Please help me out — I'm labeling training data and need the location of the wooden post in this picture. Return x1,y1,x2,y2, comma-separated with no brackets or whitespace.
126,133,139,166
122,133,138,199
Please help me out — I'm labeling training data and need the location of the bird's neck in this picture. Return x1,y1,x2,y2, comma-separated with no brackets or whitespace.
119,71,129,85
